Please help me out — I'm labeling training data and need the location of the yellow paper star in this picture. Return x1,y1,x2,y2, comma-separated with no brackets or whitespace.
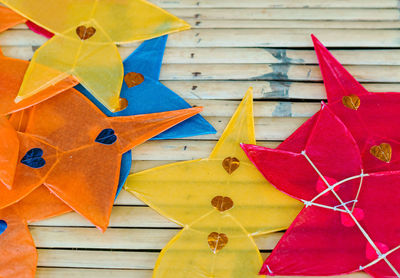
125,88,302,277
0,0,190,111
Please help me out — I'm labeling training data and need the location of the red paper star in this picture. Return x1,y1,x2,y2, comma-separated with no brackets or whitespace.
309,35,400,173
242,104,400,277
241,36,400,277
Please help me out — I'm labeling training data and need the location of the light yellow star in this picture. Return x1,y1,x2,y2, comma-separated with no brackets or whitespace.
1,0,190,111
125,88,302,277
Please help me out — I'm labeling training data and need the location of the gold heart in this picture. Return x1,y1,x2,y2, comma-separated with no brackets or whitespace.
222,157,240,174
342,94,360,110
208,232,228,253
211,196,234,212
370,143,392,163
124,72,145,88
76,25,96,40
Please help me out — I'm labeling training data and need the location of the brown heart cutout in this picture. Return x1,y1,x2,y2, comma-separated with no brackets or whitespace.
211,196,233,212
222,157,240,174
370,143,392,163
76,25,96,40
208,232,228,253
124,72,145,88
342,94,360,110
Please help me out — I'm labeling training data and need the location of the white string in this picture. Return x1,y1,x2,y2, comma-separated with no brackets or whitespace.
265,264,273,274
360,245,400,270
301,151,400,277
352,169,365,213
334,200,357,209
301,199,347,213
310,172,368,203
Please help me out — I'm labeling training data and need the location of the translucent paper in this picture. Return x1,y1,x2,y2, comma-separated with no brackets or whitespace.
125,88,302,278
241,36,400,278
0,206,37,278
0,6,26,32
0,89,201,231
77,35,216,196
0,48,78,116
1,0,191,111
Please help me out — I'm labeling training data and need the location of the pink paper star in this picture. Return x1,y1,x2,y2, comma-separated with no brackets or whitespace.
241,36,400,277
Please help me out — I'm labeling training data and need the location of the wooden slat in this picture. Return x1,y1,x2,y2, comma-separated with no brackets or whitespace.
176,116,308,140
29,227,282,250
4,0,396,9
37,250,159,269
6,45,400,66
37,249,269,269
161,81,400,100
12,20,400,30
156,64,400,82
186,19,400,29
171,8,400,20
4,29,400,47
37,268,152,278
149,0,399,9
36,267,369,278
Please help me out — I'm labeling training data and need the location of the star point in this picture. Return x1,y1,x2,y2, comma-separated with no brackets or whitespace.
125,88,302,277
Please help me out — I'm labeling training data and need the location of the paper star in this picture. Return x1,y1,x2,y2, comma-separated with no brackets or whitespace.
1,0,190,111
311,35,400,173
125,88,302,277
77,35,216,196
242,103,400,277
0,89,201,231
0,206,37,278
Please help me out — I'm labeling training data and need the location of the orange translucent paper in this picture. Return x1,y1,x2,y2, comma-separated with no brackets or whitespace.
125,88,302,277
0,0,191,111
0,48,79,115
0,206,37,278
0,6,26,32
0,89,201,231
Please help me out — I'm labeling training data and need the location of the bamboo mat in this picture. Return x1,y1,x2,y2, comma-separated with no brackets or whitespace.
0,0,399,277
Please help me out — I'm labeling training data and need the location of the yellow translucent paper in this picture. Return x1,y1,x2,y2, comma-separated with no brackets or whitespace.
125,88,302,277
1,0,191,111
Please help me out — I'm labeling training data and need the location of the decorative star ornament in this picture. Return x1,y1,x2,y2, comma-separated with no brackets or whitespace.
0,89,201,231
310,35,400,173
125,88,302,278
0,0,190,112
241,36,400,278
77,35,216,196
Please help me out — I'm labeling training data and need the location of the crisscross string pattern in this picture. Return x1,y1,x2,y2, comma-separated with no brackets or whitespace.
300,150,400,277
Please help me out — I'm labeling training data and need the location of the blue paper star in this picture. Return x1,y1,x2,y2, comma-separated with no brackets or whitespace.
76,35,216,196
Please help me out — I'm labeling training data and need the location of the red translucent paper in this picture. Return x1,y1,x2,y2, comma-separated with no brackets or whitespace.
241,36,400,278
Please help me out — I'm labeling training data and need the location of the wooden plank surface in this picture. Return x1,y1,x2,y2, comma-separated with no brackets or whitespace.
0,0,394,277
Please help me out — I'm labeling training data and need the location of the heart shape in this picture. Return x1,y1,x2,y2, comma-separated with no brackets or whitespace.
222,157,240,174
0,220,7,236
370,143,392,163
342,94,360,110
208,232,228,253
76,25,96,40
21,148,46,168
124,72,145,88
211,196,234,212
95,128,117,145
